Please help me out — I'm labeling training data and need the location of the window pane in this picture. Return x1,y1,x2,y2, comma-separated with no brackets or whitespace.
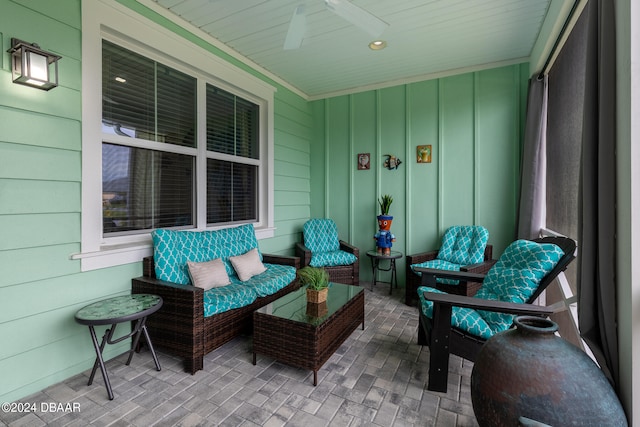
207,84,259,159
207,86,235,155
103,143,194,234
207,159,257,225
102,40,196,147
235,97,259,159
157,62,197,147
232,162,258,221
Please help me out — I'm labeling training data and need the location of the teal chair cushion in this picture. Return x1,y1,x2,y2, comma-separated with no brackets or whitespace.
310,250,358,268
418,286,495,339
303,219,341,253
475,239,565,333
436,225,489,265
418,239,565,339
303,219,356,267
410,259,461,285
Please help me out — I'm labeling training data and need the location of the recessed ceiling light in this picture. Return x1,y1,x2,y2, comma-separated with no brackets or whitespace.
369,40,387,50
115,76,126,83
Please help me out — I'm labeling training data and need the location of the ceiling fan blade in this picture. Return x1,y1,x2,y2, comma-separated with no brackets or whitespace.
284,4,307,50
325,0,388,38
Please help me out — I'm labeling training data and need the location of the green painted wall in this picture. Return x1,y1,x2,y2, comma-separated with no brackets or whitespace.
311,64,529,284
0,0,312,402
1,0,527,403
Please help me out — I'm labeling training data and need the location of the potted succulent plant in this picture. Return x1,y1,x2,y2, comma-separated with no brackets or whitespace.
377,194,393,230
378,194,393,216
297,266,330,303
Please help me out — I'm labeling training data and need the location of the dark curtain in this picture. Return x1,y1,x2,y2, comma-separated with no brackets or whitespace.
517,76,548,240
578,0,619,389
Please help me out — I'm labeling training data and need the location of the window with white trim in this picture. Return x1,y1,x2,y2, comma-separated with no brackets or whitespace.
79,0,275,271
101,41,261,235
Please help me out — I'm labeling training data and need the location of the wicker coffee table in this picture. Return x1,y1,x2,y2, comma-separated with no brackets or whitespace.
252,282,364,385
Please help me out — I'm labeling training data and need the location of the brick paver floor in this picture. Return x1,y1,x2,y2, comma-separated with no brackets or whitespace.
1,283,477,426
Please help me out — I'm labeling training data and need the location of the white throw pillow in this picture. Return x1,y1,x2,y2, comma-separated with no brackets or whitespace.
187,258,231,290
229,248,266,281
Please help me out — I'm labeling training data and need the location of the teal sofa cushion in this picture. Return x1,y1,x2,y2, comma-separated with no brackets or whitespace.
203,264,296,316
152,224,260,284
203,283,258,317
152,225,297,318
236,263,297,298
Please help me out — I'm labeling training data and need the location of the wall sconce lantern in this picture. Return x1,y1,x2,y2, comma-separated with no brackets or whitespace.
7,38,61,90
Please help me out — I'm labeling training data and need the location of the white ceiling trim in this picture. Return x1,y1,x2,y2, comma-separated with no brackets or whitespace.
137,0,309,100
538,0,588,77
308,57,530,101
529,0,584,76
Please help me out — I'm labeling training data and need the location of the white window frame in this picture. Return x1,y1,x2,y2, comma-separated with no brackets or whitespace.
76,0,276,271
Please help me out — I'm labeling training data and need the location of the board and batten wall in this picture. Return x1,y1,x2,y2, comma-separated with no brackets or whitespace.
0,0,312,403
310,64,529,284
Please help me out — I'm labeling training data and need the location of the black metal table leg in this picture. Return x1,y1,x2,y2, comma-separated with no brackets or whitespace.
141,323,161,371
366,251,402,295
389,259,397,295
371,258,379,290
87,325,114,400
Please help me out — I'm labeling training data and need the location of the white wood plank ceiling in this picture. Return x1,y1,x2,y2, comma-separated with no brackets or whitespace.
149,0,555,99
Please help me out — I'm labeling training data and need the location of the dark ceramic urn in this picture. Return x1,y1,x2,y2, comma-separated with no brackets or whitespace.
471,316,627,427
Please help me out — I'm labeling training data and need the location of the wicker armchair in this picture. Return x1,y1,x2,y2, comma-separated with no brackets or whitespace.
416,236,576,392
295,218,359,285
405,225,495,305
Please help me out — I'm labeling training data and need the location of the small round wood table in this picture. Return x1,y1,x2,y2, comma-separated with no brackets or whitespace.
366,250,403,294
75,294,162,400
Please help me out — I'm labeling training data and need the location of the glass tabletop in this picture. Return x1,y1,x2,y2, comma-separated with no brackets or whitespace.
256,282,362,325
75,294,162,325
366,250,403,259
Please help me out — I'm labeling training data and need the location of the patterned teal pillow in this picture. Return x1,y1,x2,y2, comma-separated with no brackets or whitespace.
436,226,489,265
476,240,565,335
153,224,260,285
303,219,341,254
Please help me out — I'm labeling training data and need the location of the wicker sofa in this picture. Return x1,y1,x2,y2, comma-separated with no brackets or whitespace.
132,225,300,374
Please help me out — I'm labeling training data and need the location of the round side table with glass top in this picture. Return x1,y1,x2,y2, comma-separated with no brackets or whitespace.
75,293,163,400
366,250,403,295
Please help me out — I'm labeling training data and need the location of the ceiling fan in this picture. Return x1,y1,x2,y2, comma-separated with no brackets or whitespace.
284,0,389,50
